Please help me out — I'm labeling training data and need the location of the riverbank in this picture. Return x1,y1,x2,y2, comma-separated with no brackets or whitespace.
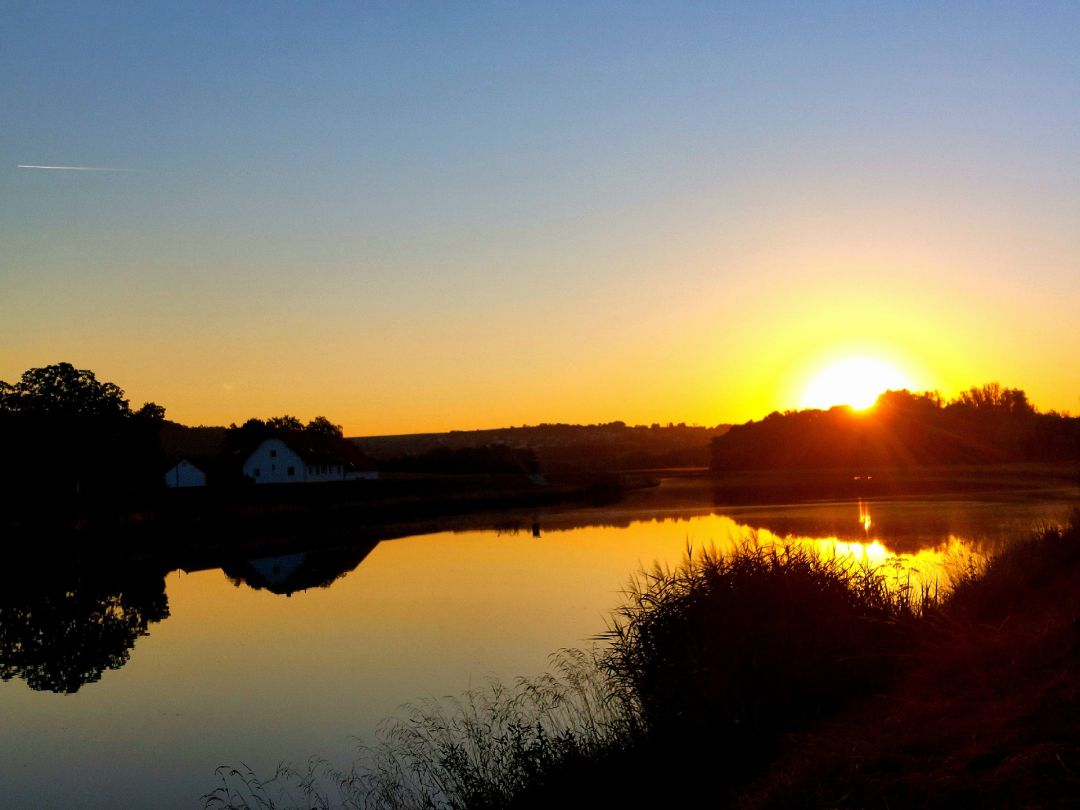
2,472,649,570
206,511,1080,809
741,511,1080,808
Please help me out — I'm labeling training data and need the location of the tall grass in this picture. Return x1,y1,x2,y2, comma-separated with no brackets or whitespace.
599,541,935,794
204,648,641,810
945,510,1080,625
205,540,955,809
738,512,1080,809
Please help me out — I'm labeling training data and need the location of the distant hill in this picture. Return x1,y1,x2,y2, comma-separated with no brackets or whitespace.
710,386,1080,472
353,422,730,473
159,420,730,474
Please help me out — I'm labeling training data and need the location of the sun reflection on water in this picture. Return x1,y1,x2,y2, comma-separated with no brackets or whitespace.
720,500,986,596
858,499,873,533
801,501,983,595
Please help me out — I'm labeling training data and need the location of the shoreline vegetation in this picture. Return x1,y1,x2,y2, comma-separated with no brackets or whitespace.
207,514,1080,810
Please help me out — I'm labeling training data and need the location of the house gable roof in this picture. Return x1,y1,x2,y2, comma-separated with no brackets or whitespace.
247,434,378,472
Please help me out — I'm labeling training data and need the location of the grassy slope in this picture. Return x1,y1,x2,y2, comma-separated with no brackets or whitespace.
742,515,1080,808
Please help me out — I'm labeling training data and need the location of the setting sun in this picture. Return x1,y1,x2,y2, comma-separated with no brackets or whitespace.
800,356,915,411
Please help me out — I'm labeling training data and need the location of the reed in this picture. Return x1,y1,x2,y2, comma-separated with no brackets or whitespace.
205,648,641,810
594,540,933,800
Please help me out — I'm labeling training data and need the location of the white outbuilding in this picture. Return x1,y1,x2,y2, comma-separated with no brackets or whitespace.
164,458,207,488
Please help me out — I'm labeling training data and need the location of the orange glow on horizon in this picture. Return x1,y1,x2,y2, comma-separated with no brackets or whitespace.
798,355,917,412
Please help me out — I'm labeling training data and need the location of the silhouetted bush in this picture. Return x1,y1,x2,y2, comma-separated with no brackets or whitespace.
600,543,929,778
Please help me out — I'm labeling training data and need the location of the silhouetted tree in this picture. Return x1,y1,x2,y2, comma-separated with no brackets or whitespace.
305,416,343,439
711,385,1079,471
0,363,165,496
952,383,1035,415
0,362,129,418
266,415,303,431
225,414,343,450
223,417,268,452
135,401,166,421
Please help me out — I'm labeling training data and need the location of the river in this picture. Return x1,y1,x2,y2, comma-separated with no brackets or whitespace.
1,477,1075,808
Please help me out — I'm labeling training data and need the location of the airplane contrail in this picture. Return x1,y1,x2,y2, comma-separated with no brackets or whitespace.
17,164,131,172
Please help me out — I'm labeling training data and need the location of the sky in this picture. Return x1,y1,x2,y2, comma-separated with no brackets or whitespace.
3,1,1079,434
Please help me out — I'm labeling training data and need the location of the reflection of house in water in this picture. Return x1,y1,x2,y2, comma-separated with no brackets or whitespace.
223,542,379,596
245,553,308,590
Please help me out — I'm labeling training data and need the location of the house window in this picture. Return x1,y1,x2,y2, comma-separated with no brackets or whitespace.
287,466,295,476
253,468,261,477
270,450,277,458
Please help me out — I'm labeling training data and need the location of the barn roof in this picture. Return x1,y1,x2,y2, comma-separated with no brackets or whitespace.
253,433,378,472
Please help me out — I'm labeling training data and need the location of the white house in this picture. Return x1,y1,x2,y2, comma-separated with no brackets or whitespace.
242,437,378,484
164,459,207,488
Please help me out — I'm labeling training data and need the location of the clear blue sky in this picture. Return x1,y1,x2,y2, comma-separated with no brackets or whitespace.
4,2,1079,431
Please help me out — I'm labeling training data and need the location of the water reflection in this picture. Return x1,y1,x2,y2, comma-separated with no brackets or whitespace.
222,541,379,596
2,484,1071,697
516,488,1076,596
859,499,872,534
720,499,1048,553
0,565,169,693
717,498,1044,595
2,487,1074,809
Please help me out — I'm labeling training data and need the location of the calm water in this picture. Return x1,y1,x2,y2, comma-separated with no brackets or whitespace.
1,480,1076,809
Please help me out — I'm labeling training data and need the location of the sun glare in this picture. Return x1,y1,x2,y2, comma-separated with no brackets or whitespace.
800,356,914,411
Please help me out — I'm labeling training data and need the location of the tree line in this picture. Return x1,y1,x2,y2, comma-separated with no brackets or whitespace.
0,363,166,497
710,384,1080,471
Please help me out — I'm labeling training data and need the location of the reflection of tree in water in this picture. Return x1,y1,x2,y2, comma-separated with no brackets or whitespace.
0,567,169,694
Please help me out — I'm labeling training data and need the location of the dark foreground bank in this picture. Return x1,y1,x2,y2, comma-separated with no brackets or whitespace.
205,511,1080,809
